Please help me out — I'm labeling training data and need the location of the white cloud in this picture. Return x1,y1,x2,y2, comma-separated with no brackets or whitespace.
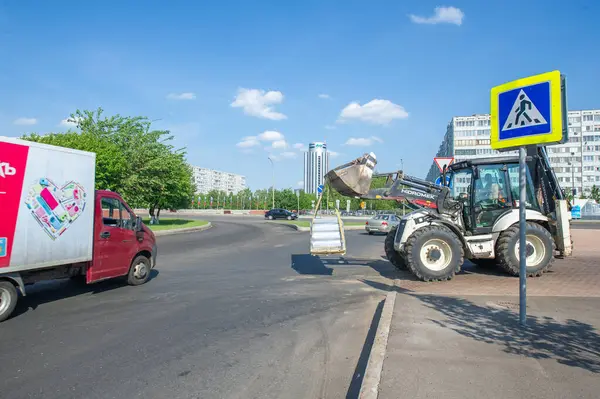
318,93,330,99
409,6,464,26
13,117,37,125
296,180,304,188
231,88,287,120
236,136,260,148
59,116,83,127
328,151,340,158
270,139,288,149
345,136,384,146
293,143,306,150
280,151,297,158
324,125,337,130
339,99,409,125
166,92,196,100
257,130,284,141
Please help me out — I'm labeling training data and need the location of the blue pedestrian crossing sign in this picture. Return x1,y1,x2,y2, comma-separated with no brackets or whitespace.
317,184,324,194
491,70,567,150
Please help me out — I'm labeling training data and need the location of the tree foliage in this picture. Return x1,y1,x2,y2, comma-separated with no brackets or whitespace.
22,108,195,218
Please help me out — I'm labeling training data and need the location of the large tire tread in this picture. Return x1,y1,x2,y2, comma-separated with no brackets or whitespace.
496,222,555,277
385,227,407,270
404,225,464,282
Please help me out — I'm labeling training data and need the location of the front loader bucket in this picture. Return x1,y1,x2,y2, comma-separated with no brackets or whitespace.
326,152,377,197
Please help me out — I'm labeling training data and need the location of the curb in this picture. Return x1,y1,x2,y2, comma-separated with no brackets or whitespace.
265,221,365,232
359,290,396,399
152,222,212,237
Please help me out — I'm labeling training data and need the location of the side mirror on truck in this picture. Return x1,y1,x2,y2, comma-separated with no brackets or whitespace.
135,216,144,232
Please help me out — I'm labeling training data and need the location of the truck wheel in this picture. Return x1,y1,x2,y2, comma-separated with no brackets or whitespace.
385,227,406,270
404,225,464,281
496,222,554,277
287,215,292,220
0,281,18,322
268,215,274,220
127,255,152,286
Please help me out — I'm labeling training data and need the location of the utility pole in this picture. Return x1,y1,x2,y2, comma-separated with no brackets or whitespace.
268,157,275,209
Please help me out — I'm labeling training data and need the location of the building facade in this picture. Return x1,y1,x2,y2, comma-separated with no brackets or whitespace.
191,166,247,195
426,109,600,196
303,142,330,194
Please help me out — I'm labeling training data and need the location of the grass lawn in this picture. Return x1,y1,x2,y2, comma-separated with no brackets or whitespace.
275,220,365,228
143,218,209,231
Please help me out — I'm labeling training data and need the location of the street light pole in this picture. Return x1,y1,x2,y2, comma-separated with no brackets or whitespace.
571,152,576,197
268,157,275,209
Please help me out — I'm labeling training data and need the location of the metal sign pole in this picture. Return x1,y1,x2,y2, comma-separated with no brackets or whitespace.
518,146,527,326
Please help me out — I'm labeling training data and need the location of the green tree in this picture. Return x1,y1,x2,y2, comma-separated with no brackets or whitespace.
22,108,195,220
23,130,128,191
590,185,600,202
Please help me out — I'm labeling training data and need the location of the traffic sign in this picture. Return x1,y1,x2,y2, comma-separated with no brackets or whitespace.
317,184,324,194
434,157,454,173
491,70,567,150
435,174,451,187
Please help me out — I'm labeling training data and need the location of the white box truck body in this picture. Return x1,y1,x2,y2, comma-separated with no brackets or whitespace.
1,136,96,272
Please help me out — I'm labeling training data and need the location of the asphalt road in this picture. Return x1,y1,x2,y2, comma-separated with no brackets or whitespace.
0,219,395,399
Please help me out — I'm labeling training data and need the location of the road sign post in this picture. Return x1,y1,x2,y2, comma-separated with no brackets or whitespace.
491,70,567,326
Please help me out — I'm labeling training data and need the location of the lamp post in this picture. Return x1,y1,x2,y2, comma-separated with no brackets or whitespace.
268,156,275,209
571,152,576,197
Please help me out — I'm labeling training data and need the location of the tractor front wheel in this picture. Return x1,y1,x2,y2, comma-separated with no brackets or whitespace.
385,227,407,270
404,225,464,281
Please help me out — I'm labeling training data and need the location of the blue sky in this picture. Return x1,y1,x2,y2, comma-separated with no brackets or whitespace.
1,1,599,190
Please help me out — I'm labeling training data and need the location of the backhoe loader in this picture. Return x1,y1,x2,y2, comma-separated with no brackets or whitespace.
321,147,573,281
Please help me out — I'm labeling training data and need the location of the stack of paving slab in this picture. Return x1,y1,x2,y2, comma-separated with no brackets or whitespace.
310,217,345,255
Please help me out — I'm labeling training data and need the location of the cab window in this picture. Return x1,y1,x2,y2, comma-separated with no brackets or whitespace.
472,164,512,228
507,165,540,210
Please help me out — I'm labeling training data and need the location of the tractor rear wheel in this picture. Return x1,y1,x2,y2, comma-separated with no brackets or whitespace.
404,225,464,281
385,227,406,270
496,222,554,277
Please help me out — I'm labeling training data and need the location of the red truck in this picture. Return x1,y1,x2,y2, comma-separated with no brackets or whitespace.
0,137,157,322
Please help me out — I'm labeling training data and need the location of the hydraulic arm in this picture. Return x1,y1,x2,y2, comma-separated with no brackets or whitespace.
325,153,460,215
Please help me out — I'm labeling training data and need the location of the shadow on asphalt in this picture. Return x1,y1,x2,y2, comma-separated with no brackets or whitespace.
290,254,399,279
346,298,384,399
11,270,160,320
360,279,600,374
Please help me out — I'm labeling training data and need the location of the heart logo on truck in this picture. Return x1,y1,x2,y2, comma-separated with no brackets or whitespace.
24,178,87,240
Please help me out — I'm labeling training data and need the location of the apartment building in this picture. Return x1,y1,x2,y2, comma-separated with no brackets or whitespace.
426,109,600,196
191,166,247,195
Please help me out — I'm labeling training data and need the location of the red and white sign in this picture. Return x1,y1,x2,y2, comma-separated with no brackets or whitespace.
434,157,454,173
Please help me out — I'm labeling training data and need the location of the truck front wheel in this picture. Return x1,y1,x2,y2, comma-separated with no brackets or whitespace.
0,281,18,322
127,255,152,286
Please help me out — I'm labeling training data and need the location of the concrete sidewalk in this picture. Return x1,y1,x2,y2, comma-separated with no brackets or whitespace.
377,290,600,399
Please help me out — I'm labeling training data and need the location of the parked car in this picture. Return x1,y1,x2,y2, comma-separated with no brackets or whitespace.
365,214,400,235
265,208,298,220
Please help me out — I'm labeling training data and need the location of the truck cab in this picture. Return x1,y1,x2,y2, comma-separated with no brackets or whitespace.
90,190,157,284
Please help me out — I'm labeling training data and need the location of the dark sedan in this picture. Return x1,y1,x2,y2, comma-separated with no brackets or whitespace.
265,208,298,220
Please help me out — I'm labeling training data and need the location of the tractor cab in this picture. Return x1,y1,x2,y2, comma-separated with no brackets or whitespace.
446,156,541,235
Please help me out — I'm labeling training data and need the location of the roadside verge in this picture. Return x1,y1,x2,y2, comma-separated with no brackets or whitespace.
152,222,212,237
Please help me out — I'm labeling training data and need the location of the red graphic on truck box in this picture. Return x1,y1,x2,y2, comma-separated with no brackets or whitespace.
24,178,87,240
0,141,30,268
